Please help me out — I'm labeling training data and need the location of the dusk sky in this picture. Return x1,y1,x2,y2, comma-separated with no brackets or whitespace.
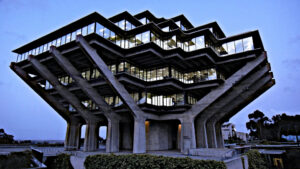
0,0,300,140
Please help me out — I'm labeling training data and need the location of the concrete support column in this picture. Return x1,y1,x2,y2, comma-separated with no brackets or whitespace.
65,121,81,151
215,122,224,148
106,118,120,153
133,118,146,153
206,121,217,148
84,121,99,152
195,119,208,148
181,118,196,154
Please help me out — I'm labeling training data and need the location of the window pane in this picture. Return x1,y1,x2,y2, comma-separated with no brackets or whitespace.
109,31,116,43
88,23,95,34
136,33,142,45
162,26,169,32
96,23,104,36
82,26,88,36
188,38,196,51
227,41,235,54
71,31,76,41
167,36,176,49
235,39,243,53
195,36,205,49
125,20,131,30
243,37,254,51
120,20,125,30
129,36,136,48
104,28,110,39
118,62,124,72
142,31,150,44
140,18,146,25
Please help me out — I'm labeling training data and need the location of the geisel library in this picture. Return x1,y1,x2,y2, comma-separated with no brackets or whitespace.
10,11,274,154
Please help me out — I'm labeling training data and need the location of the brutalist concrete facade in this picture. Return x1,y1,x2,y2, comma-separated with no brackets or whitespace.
10,11,274,154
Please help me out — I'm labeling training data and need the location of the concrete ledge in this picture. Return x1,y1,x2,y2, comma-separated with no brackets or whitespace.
189,148,234,158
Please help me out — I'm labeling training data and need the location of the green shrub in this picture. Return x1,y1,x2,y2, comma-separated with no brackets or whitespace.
84,154,226,169
0,150,32,169
246,150,268,169
47,153,73,169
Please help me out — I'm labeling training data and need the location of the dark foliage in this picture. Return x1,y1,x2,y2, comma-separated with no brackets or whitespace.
84,154,226,169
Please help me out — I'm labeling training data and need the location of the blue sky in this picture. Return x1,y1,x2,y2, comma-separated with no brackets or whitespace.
0,0,299,140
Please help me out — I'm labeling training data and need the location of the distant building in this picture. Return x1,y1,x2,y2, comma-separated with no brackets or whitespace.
0,129,14,144
222,123,248,142
10,10,274,153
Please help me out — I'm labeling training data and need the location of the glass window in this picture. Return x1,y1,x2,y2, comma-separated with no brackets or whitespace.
71,31,76,41
66,33,71,43
208,68,217,80
128,36,136,48
136,33,142,45
88,23,95,34
175,21,180,27
151,32,161,46
235,39,243,53
104,28,110,39
120,20,125,30
195,36,205,49
227,41,235,54
243,37,254,51
82,26,88,36
219,43,228,55
124,62,130,72
162,67,169,78
109,31,116,43
125,20,131,30
188,38,196,51
39,46,43,54
116,35,122,46
96,23,104,36
43,44,48,52
142,31,150,44
76,29,82,35
52,39,57,47
146,93,151,104
162,26,169,32
118,62,124,72
176,94,184,105
56,38,61,46
157,68,163,80
167,36,177,49
139,18,146,25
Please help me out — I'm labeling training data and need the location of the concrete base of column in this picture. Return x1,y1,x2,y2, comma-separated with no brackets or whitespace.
83,122,99,152
206,122,217,148
181,119,196,154
133,119,146,154
215,123,224,148
65,122,81,151
106,119,120,153
195,120,208,148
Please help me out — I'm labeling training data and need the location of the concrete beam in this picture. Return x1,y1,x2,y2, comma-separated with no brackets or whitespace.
28,55,98,121
207,74,273,148
187,53,267,119
133,118,146,153
83,121,99,151
200,64,270,147
106,117,120,153
76,35,144,118
65,118,82,150
10,63,74,122
180,117,196,154
50,46,112,114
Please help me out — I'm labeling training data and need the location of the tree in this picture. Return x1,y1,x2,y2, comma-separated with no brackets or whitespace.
246,110,270,139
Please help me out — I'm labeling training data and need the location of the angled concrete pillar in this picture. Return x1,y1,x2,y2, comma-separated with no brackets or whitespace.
65,118,81,150
133,118,146,153
215,122,224,148
206,121,217,148
181,118,196,154
195,120,208,148
106,118,120,153
76,35,144,118
120,122,133,150
84,121,99,152
50,47,112,114
28,55,98,122
10,63,71,121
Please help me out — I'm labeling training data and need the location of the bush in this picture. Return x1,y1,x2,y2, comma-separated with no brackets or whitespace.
246,150,268,169
84,154,226,169
0,150,33,169
47,153,73,169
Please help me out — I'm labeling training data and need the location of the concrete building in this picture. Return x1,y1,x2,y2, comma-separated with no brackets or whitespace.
221,123,249,142
10,11,274,154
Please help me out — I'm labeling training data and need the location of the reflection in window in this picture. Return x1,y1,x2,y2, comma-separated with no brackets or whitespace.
243,37,254,51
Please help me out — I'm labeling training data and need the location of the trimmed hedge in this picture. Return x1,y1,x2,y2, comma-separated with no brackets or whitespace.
246,150,268,169
46,153,73,169
84,154,226,169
